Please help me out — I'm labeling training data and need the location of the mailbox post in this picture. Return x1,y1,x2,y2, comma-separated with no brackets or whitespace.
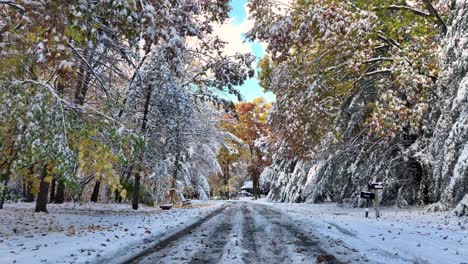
375,189,380,218
368,181,383,218
366,200,369,218
360,191,375,218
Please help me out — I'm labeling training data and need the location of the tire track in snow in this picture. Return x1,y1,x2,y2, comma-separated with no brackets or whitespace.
127,202,349,264
240,203,259,263
186,203,237,264
124,204,228,264
249,203,333,263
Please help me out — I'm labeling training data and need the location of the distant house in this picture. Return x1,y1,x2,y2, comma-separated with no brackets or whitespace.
240,181,253,194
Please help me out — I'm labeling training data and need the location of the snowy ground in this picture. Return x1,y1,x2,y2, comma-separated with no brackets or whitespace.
252,199,468,264
0,201,223,264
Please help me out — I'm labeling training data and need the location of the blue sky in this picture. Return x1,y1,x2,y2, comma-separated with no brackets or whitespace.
226,0,276,103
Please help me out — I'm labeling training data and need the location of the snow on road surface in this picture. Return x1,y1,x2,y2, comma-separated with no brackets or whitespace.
127,201,364,264
0,201,223,264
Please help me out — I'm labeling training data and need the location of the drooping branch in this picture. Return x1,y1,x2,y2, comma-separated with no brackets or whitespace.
16,79,128,128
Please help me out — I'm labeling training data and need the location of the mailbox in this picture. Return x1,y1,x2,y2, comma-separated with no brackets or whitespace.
360,191,375,200
368,182,383,190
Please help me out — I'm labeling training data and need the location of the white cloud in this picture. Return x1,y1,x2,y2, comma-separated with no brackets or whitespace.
208,1,292,57
211,17,253,56
210,3,255,56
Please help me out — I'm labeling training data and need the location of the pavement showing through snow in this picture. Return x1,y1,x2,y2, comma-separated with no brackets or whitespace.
127,201,363,264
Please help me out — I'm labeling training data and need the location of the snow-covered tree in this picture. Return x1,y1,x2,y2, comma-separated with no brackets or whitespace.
0,0,254,211
249,0,467,210
422,0,468,215
0,81,74,212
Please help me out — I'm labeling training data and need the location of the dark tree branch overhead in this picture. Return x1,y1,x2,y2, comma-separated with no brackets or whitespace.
373,2,447,35
422,0,448,35
372,5,430,17
376,31,401,49
0,0,25,13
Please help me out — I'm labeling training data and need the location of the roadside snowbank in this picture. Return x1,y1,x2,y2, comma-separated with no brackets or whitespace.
0,201,222,264
256,199,468,264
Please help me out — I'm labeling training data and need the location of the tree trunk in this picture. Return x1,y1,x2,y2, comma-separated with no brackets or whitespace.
0,171,11,209
24,165,35,202
54,179,65,204
224,160,230,200
224,178,229,200
90,179,100,203
25,183,34,202
22,182,26,199
131,84,152,210
49,178,56,202
250,147,262,199
116,166,133,203
132,169,141,210
115,170,126,202
67,48,94,204
116,190,123,203
35,165,50,213
74,48,93,105
0,160,13,209
171,146,181,204
252,174,260,199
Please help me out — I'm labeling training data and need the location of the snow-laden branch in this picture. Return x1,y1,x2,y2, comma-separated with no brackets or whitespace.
376,31,401,49
364,57,395,63
363,69,393,77
15,79,129,129
0,0,25,13
372,5,430,17
373,2,447,35
422,0,447,35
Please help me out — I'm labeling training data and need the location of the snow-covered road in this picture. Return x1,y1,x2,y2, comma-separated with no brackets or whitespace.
128,202,363,264
3,200,466,263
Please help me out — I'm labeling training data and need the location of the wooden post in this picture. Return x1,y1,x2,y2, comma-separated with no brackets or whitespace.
168,188,175,205
366,199,369,218
374,189,380,218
